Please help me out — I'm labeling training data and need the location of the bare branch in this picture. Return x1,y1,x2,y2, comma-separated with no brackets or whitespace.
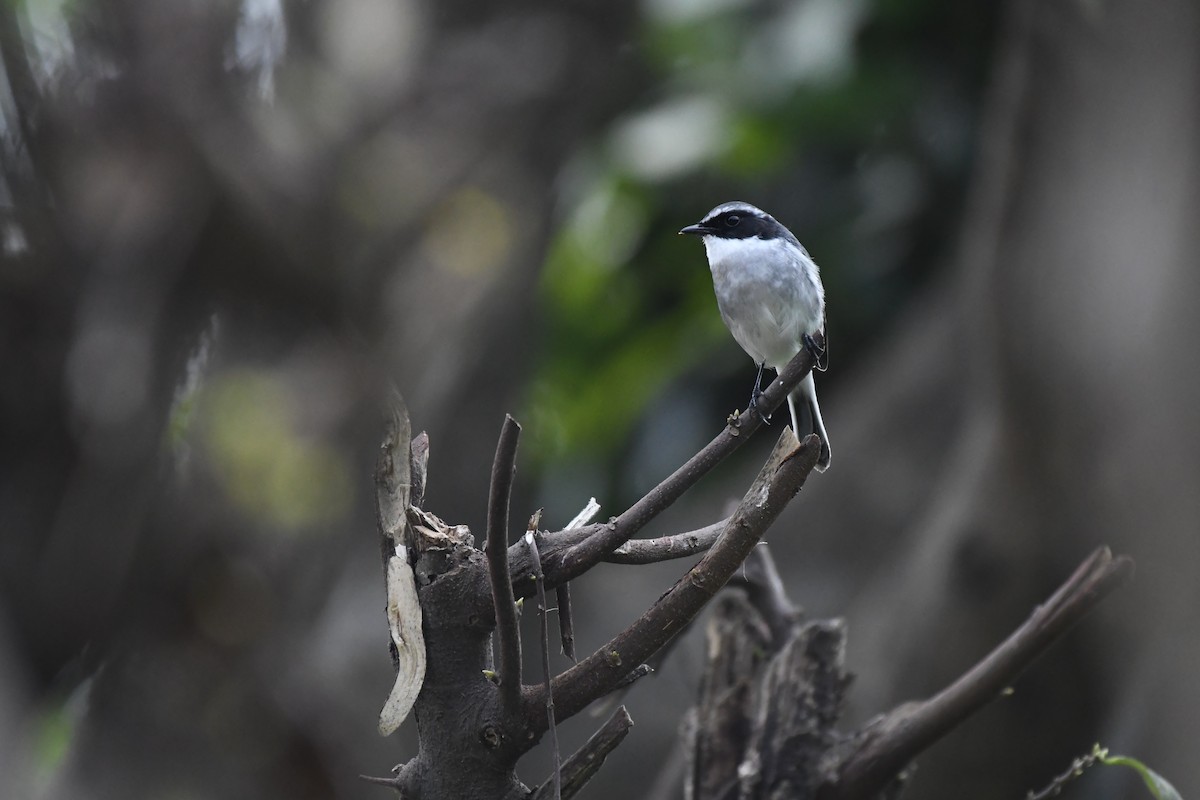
359,774,402,790
530,706,635,800
486,415,523,718
604,518,728,564
1025,746,1107,800
530,431,822,730
510,343,820,595
819,546,1135,800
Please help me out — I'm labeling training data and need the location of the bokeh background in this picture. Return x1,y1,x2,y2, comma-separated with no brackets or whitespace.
1,0,1197,798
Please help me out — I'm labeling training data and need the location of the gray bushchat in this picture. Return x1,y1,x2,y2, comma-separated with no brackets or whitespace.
681,201,831,471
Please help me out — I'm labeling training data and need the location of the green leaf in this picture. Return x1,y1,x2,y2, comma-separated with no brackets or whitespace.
1096,746,1183,800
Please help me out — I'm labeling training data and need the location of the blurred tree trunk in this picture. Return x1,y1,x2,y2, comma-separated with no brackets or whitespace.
0,1,643,797
766,0,1200,796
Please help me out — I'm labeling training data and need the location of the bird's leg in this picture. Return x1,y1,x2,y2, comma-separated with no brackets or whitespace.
747,362,771,424
802,333,828,372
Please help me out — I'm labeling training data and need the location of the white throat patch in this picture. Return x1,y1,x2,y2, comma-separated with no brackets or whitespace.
701,234,788,269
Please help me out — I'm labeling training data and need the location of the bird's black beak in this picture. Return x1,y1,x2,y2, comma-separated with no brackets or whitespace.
678,223,707,236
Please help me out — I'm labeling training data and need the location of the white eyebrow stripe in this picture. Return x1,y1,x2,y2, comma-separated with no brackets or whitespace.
701,201,767,224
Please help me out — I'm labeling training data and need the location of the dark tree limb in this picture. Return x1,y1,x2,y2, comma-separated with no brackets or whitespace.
819,546,1135,800
530,706,635,800
486,415,523,719
527,431,822,731
677,545,1134,800
588,546,782,720
509,340,821,596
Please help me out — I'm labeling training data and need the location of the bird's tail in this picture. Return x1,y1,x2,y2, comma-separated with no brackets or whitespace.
785,372,831,472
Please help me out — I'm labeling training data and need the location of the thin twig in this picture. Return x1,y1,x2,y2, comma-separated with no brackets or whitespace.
525,530,561,800
486,415,523,719
554,500,598,660
1025,745,1105,800
529,706,636,800
605,518,729,564
529,431,822,730
820,546,1135,800
509,343,820,596
556,583,576,662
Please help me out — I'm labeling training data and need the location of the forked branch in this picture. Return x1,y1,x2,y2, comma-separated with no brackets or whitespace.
370,394,1134,800
818,546,1135,800
527,431,823,730
509,340,822,596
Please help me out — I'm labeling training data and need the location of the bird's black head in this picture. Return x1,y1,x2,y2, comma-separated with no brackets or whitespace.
679,201,799,246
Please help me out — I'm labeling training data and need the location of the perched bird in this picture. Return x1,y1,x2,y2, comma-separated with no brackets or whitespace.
680,201,831,471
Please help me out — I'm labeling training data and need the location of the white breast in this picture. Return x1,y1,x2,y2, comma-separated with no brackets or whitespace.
702,235,824,370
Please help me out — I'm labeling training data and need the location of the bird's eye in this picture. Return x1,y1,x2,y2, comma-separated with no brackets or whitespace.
725,215,740,227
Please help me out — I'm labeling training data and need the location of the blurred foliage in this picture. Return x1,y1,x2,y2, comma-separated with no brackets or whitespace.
526,0,999,463
420,187,516,278
200,369,353,533
531,175,730,458
32,698,75,786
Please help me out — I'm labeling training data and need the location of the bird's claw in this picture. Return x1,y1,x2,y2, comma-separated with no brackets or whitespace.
748,389,772,425
803,333,828,372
